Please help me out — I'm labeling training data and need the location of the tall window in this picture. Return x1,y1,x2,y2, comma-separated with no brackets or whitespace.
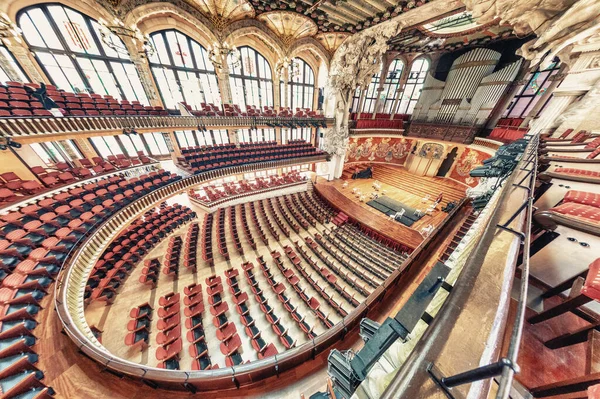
148,30,221,110
0,45,28,84
397,57,429,115
281,58,314,110
382,59,404,113
238,128,275,143
29,140,82,166
351,87,361,113
18,4,148,103
229,46,273,111
503,60,561,119
282,128,311,143
361,65,383,113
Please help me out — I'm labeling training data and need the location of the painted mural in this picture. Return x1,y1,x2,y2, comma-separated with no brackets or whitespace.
417,142,445,159
449,148,491,187
346,137,413,165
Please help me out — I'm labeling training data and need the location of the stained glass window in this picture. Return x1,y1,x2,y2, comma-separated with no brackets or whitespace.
18,4,148,103
149,30,221,110
228,46,273,111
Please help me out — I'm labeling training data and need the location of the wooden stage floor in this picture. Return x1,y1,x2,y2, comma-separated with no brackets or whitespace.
314,171,466,250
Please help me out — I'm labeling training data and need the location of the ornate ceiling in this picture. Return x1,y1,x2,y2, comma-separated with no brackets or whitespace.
106,1,517,56
388,11,517,54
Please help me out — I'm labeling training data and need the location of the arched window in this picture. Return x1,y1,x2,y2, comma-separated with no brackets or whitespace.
229,46,273,111
396,57,429,115
18,4,148,103
361,64,383,113
0,45,28,84
503,60,560,119
148,30,221,110
281,57,314,110
382,59,404,113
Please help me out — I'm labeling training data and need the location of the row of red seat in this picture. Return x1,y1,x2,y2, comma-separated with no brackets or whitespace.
548,190,600,225
184,223,199,272
163,236,183,277
258,254,317,339
125,303,153,350
228,207,243,256
278,247,346,325
189,171,305,204
139,258,160,287
206,275,245,367
185,283,215,371
242,260,296,350
248,202,269,245
156,292,182,369
264,198,292,237
216,208,229,260
297,239,363,307
200,214,214,267
239,205,257,250
88,205,195,302
273,197,301,233
257,200,282,240
0,153,155,208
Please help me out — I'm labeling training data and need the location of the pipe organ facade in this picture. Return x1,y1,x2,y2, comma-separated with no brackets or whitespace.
412,48,522,126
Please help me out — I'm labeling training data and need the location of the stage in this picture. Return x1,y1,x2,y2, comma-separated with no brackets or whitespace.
314,166,467,249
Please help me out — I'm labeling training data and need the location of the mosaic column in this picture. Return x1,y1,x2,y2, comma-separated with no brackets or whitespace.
3,37,48,84
119,36,162,107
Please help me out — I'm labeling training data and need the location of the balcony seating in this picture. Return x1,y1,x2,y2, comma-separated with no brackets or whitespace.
0,166,182,396
177,140,326,174
0,82,167,117
188,171,306,205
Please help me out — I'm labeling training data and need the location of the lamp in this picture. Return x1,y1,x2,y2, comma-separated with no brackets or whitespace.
208,42,240,71
0,136,22,150
97,17,155,58
275,57,301,81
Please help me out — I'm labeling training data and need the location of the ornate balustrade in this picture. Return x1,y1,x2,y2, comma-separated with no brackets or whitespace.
407,122,478,144
0,115,334,142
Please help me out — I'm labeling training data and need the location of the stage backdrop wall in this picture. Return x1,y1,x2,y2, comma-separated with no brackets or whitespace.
345,137,414,165
448,147,491,187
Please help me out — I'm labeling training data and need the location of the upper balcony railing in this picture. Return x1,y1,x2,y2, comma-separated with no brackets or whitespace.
0,115,334,141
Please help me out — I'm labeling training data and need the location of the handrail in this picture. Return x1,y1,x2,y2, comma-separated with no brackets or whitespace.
54,153,464,391
0,115,334,141
381,134,539,399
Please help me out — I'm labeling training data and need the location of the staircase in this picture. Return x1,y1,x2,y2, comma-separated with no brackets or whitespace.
440,210,477,262
332,212,349,227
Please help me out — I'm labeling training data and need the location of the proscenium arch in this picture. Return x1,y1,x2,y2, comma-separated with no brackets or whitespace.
123,2,218,46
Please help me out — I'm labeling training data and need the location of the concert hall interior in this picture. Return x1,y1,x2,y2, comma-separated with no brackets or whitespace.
0,0,599,398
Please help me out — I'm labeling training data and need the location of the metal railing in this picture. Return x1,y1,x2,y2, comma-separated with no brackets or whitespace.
382,134,539,399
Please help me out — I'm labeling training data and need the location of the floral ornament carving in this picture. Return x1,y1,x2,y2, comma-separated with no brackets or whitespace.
463,0,600,68
323,21,400,157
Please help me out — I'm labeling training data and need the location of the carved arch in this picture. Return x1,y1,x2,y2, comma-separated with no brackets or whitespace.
289,37,331,69
5,0,115,22
222,19,286,60
123,2,218,45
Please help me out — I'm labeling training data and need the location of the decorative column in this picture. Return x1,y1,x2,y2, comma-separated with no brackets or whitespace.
282,68,289,109
115,36,161,106
207,42,235,105
2,36,48,84
273,71,281,109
